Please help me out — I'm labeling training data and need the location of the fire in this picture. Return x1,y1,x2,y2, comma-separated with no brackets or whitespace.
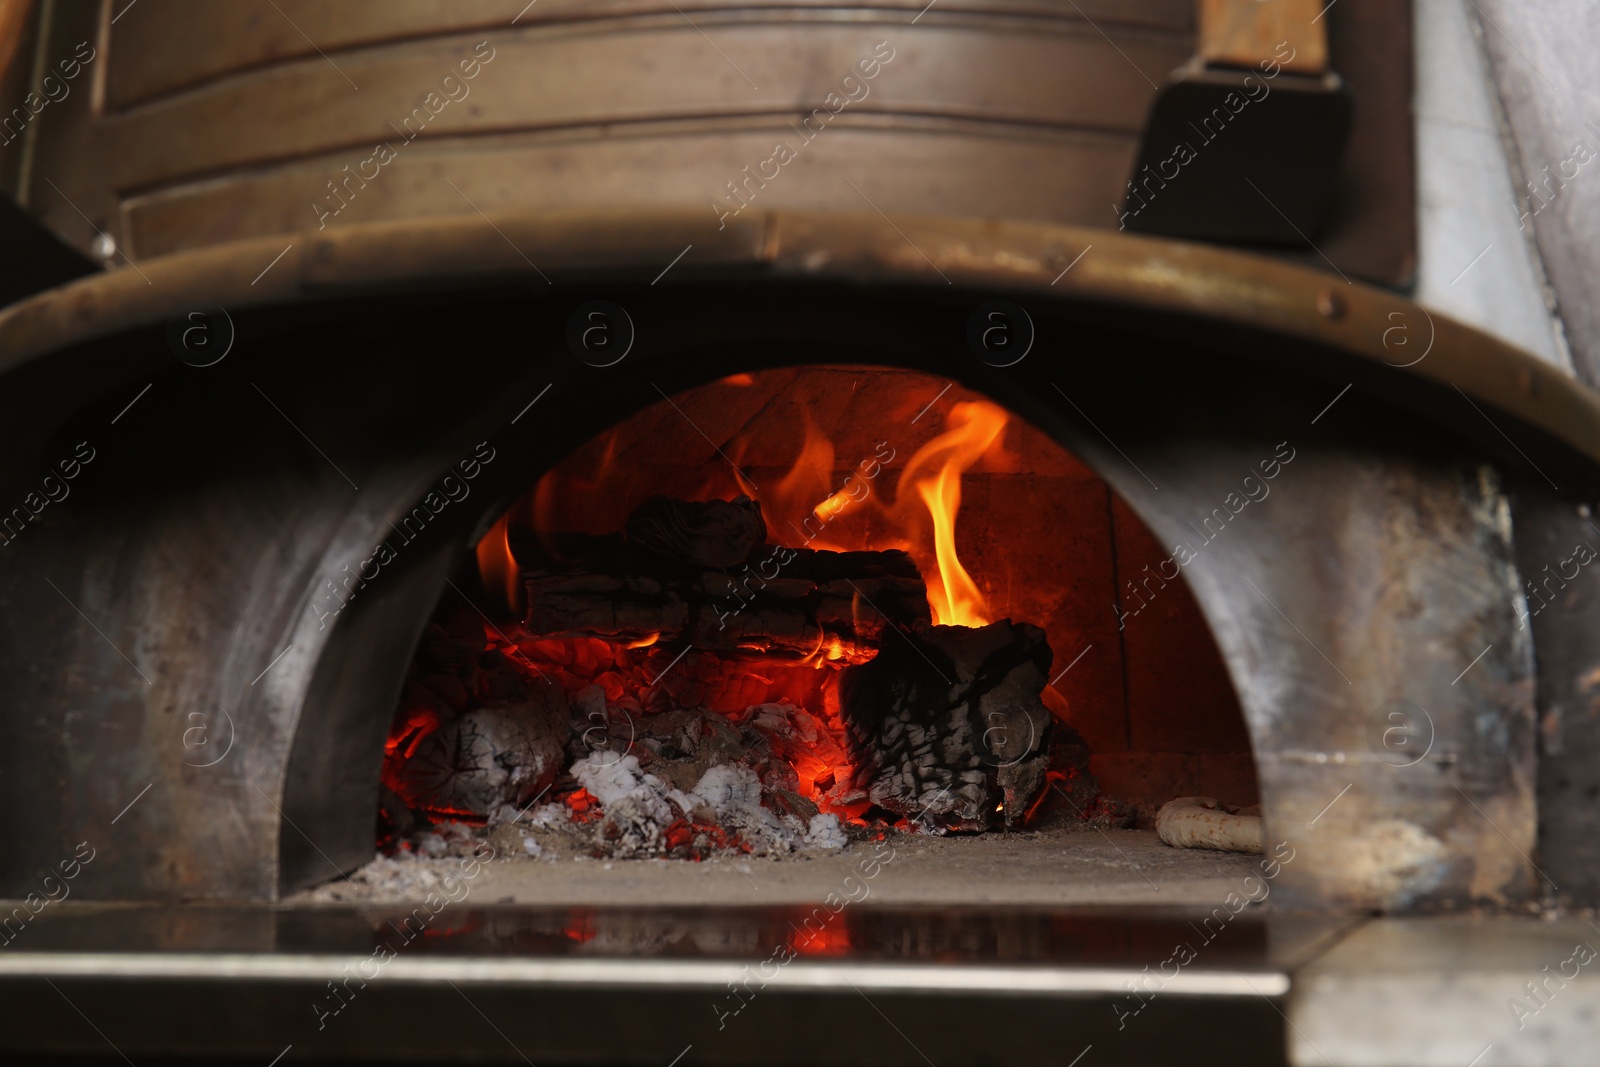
896,401,1007,627
399,371,1073,860
774,418,835,509
813,485,853,523
476,428,633,615
742,398,1007,627
751,415,855,551
798,628,851,669
489,384,1011,630
474,512,521,615
532,428,624,540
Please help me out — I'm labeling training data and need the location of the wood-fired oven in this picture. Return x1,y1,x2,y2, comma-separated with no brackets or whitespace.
3,2,1599,1064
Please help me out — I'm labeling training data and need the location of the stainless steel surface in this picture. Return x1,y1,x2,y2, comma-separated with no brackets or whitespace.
1475,0,1600,385
1291,916,1600,1066
0,5,1597,1064
2,213,1591,465
1073,425,1536,911
1412,0,1572,373
0,903,1333,1064
1515,495,1600,903
0,953,1295,994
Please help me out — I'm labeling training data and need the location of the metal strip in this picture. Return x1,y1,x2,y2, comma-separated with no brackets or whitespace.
0,953,1291,996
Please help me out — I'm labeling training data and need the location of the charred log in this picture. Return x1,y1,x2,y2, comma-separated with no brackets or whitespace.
387,684,569,818
512,526,932,660
838,619,1056,830
624,494,767,568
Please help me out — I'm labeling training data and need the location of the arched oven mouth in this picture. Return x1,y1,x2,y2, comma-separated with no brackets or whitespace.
0,212,1585,922
358,363,1261,898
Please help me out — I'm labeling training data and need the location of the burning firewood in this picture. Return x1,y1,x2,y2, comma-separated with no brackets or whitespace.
838,619,1056,831
388,685,569,818
512,524,931,660
624,494,767,568
381,477,1094,860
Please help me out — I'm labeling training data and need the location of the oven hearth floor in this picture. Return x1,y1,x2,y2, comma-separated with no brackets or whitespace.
292,827,1259,907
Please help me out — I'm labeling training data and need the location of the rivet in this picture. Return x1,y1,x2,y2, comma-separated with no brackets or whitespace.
1317,289,1346,320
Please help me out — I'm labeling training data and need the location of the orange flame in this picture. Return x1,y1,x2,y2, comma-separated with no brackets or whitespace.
476,384,1010,633
813,483,854,524
771,417,841,545
531,429,625,539
477,429,632,616
896,401,1007,627
475,513,522,616
729,413,871,553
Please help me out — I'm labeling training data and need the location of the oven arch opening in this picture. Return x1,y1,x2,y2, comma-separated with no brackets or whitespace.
272,275,1537,913
291,357,1264,902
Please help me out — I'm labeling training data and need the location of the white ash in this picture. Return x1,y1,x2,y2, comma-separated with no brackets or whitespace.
573,752,845,858
576,754,675,823
804,812,850,849
299,851,482,904
522,802,573,829
678,763,790,853
412,818,477,857
384,695,861,863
